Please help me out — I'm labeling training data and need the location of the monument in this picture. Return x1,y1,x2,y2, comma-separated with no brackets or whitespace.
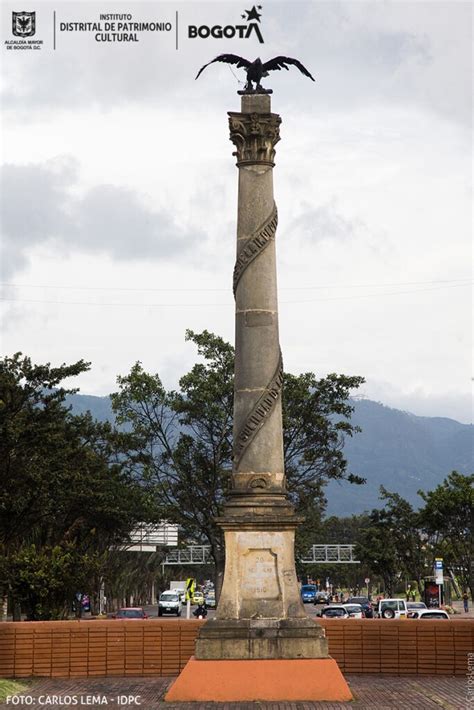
166,68,352,702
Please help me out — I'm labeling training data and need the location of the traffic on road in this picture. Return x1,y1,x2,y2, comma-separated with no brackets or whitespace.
105,576,468,622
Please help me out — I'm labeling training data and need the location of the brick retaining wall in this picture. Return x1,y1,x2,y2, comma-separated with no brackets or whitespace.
0,619,472,678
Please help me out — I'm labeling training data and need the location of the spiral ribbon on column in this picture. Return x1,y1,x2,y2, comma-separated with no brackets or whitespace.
233,202,284,468
233,204,278,295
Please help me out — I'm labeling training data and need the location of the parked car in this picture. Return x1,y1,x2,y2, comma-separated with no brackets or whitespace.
374,599,408,619
318,605,350,619
409,609,449,620
158,591,182,616
170,588,186,604
346,596,373,618
192,591,205,605
406,601,427,618
343,603,364,618
112,607,148,620
313,591,330,605
300,584,317,603
204,591,216,608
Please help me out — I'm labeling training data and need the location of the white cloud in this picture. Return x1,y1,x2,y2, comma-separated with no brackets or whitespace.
0,0,471,424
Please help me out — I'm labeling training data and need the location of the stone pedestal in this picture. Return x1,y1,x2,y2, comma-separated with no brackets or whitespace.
196,93,328,661
165,658,353,702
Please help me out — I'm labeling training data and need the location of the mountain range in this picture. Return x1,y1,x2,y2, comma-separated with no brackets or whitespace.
66,393,473,517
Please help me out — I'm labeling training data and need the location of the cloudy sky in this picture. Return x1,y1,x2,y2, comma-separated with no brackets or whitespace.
1,0,472,423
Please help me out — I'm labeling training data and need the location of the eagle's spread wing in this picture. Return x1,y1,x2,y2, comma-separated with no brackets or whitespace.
195,54,251,80
262,56,315,81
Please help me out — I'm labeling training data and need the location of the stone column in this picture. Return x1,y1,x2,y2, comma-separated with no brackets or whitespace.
196,94,328,661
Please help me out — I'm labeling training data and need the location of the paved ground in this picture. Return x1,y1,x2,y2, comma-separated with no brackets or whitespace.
0,675,469,709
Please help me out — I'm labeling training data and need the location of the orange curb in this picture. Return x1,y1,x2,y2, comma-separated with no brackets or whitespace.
165,657,353,702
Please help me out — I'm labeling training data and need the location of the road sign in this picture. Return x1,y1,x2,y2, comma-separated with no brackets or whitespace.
186,577,196,601
434,558,443,585
365,577,370,584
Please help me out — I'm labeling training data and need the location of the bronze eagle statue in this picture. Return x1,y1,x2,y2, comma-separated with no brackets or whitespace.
195,55,315,93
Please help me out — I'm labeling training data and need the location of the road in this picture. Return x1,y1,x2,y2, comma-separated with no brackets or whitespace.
144,601,336,620
144,598,474,620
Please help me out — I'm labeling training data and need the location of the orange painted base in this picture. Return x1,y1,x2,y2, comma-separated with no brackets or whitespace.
165,657,353,702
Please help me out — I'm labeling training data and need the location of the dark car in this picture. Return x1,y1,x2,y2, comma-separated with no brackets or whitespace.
346,596,373,618
300,584,317,603
313,591,330,605
112,607,148,620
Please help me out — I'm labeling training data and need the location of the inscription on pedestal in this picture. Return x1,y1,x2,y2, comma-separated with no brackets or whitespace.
241,548,281,600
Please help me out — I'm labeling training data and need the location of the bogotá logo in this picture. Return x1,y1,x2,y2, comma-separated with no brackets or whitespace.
12,11,36,37
189,5,264,44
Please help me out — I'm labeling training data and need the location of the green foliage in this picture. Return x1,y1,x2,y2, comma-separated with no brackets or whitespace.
356,513,400,596
103,549,166,605
0,680,29,702
4,544,102,620
0,353,153,619
111,330,365,580
419,471,474,597
297,513,372,587
355,487,429,595
320,514,371,544
112,331,236,573
283,370,366,492
355,472,474,597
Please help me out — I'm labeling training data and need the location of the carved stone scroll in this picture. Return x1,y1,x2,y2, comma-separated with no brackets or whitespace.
233,349,284,469
233,204,278,295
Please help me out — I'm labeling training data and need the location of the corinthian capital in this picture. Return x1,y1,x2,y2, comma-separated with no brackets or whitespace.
228,111,281,167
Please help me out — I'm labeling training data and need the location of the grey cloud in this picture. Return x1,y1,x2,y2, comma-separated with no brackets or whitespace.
1,159,75,245
75,185,189,259
1,2,470,125
292,200,360,244
0,158,196,278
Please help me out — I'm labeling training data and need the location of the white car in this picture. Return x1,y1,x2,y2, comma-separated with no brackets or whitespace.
170,588,186,604
158,591,181,617
407,601,427,618
319,605,349,619
375,599,408,619
409,609,450,620
343,603,364,618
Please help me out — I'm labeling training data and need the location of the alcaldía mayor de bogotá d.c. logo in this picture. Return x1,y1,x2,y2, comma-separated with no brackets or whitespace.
188,5,264,44
12,11,36,37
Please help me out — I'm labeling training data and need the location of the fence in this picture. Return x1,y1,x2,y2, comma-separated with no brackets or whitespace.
0,619,472,678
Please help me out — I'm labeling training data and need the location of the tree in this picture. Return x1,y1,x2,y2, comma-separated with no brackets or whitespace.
298,513,372,591
4,544,102,621
355,512,399,596
355,487,431,596
0,353,153,619
103,548,166,608
419,471,474,598
111,329,365,591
